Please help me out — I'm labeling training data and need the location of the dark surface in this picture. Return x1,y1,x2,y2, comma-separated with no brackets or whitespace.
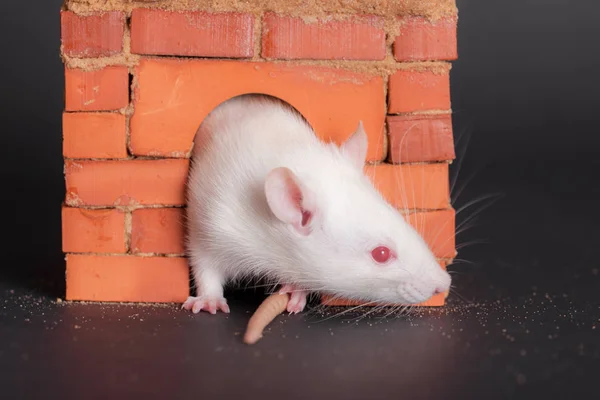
2,0,600,399
2,162,598,400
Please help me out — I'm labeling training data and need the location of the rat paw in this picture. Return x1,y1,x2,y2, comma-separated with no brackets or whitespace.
278,285,308,314
182,296,230,315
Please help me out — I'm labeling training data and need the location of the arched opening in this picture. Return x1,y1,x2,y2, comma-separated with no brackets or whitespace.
190,93,314,157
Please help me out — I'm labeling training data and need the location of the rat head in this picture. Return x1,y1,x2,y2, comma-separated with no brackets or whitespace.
264,122,451,305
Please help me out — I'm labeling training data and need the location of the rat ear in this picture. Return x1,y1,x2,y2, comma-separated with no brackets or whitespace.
264,167,315,236
340,121,368,169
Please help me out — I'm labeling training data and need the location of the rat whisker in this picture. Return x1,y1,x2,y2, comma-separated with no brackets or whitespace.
449,258,478,266
455,239,489,251
449,121,474,197
346,304,388,324
311,300,380,323
377,304,403,320
454,192,503,217
449,287,471,305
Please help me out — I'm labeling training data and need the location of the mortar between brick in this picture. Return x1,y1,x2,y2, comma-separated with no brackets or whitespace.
60,8,454,77
389,110,453,117
63,204,453,215
124,211,132,252
65,252,455,263
252,14,262,61
62,137,452,161
123,13,137,148
64,0,458,21
125,72,136,156
366,160,451,167
62,203,185,211
67,252,187,257
63,52,452,77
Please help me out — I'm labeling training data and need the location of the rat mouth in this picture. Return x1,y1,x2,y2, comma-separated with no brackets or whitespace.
397,283,433,304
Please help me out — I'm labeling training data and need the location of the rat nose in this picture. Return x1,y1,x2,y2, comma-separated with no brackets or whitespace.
433,286,447,295
433,268,451,295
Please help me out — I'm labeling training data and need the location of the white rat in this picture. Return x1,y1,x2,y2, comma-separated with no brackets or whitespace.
183,94,451,315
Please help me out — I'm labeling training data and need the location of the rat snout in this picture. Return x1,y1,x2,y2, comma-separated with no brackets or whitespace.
396,265,452,304
432,267,452,296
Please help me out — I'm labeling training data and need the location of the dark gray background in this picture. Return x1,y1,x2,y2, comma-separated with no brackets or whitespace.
1,0,599,290
1,1,599,399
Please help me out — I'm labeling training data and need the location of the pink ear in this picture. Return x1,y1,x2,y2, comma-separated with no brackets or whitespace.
340,121,368,169
264,167,314,235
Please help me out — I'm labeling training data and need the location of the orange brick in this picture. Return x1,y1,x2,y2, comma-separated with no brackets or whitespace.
62,112,128,159
394,17,457,62
321,293,446,307
61,11,125,58
65,66,129,111
404,209,456,259
130,58,385,161
66,254,189,302
131,208,185,254
262,13,385,60
322,292,446,307
387,114,455,163
388,70,451,114
130,9,254,58
321,261,449,306
64,159,189,206
364,163,450,210
62,207,126,253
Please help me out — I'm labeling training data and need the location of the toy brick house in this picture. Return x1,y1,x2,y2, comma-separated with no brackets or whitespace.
60,0,458,306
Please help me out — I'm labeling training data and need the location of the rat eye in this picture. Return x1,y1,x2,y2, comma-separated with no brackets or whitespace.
371,246,392,264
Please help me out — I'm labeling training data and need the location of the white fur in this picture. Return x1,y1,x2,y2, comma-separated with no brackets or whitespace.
184,94,451,312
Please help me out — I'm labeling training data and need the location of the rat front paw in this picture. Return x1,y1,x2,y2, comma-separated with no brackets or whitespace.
278,284,308,314
182,296,230,314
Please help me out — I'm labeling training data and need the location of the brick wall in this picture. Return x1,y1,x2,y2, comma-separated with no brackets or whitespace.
60,2,458,306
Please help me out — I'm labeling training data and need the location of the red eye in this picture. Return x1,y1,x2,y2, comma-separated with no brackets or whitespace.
371,246,392,264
